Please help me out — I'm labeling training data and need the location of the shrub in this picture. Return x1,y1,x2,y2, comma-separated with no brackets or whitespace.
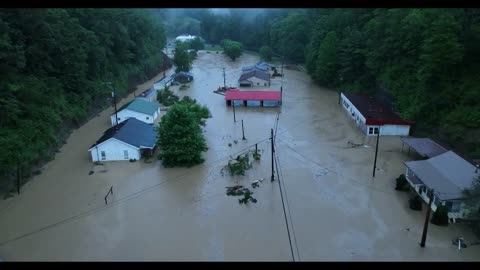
409,195,423,211
395,174,410,191
431,204,449,226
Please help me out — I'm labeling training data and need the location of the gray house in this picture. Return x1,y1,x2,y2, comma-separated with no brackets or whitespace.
238,69,270,87
404,150,480,222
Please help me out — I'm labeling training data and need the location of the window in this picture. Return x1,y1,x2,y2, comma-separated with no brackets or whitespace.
124,150,129,160
101,151,106,160
146,117,150,120
257,83,260,85
374,127,379,135
264,83,267,86
419,186,426,194
369,127,374,134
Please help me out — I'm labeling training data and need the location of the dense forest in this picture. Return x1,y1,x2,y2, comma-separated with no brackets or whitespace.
161,8,480,160
0,9,166,194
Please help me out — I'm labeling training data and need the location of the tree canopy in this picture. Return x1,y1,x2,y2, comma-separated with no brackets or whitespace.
173,42,192,72
221,39,243,61
0,8,167,193
259,46,273,61
156,97,211,167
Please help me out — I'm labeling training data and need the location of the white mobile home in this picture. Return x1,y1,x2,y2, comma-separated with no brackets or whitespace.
340,92,413,136
110,99,160,126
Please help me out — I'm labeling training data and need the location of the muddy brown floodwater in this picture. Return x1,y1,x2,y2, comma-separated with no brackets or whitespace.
0,51,479,261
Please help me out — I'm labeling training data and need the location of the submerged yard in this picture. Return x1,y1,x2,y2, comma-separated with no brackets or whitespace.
0,51,478,261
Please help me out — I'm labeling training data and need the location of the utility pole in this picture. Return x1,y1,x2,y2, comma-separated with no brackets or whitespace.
16,160,21,194
112,89,118,126
223,67,226,89
271,128,275,182
106,82,119,126
232,99,236,123
420,188,434,248
241,120,246,140
372,129,380,177
280,86,283,105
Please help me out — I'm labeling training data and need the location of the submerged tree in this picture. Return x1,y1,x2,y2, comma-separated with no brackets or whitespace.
156,97,211,167
259,45,273,61
221,39,243,61
173,41,192,72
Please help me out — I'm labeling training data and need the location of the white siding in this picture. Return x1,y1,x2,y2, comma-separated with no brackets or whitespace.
110,109,158,126
89,138,140,162
249,76,270,87
380,124,410,136
340,93,367,134
341,93,411,136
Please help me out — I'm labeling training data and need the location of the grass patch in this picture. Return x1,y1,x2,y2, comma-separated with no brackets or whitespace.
204,44,223,52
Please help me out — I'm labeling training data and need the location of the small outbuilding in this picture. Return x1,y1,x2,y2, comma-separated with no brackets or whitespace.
89,118,157,162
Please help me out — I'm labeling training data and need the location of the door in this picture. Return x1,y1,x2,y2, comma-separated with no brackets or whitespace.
124,150,129,160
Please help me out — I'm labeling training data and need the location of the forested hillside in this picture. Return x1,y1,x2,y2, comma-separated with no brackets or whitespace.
0,9,166,191
172,8,479,159
303,9,480,159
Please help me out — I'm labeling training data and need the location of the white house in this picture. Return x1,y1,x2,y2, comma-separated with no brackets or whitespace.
238,69,271,87
89,118,157,162
340,92,413,136
404,151,480,222
110,98,160,126
175,35,197,43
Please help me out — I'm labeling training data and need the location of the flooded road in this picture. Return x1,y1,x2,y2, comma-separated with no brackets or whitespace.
0,51,478,261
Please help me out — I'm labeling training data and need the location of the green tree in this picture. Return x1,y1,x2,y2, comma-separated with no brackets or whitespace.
188,37,205,51
156,98,211,167
173,42,192,72
259,45,273,61
221,39,243,61
314,31,339,86
463,176,480,236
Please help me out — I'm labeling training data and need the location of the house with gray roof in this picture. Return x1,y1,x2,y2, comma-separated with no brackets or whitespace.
404,150,480,221
238,69,270,87
110,98,160,126
89,118,157,162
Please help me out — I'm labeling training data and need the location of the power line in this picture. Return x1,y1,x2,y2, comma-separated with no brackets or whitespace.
0,116,325,246
273,137,295,262
274,142,301,261
0,137,274,247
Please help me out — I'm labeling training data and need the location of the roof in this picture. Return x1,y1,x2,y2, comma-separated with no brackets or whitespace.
174,71,194,78
225,90,281,101
115,99,159,116
256,61,275,68
242,65,268,72
138,87,155,98
89,118,157,150
400,137,448,158
404,151,480,200
342,92,414,126
153,75,175,90
239,69,270,82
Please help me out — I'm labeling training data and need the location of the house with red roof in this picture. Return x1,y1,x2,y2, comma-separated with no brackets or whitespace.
340,92,414,136
225,90,281,107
